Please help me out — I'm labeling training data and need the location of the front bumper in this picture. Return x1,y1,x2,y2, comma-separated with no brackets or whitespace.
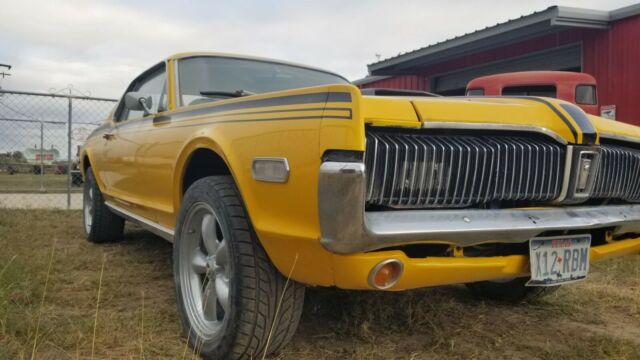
332,237,640,290
319,161,640,254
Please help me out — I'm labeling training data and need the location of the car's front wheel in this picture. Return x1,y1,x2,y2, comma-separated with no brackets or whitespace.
174,176,305,359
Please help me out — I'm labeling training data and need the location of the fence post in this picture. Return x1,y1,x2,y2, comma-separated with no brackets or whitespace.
67,97,72,210
39,121,44,192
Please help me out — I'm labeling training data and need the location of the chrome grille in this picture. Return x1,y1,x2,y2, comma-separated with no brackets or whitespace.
592,145,640,202
365,132,565,208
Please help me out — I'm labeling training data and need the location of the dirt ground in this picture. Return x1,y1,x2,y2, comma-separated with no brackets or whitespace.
0,193,83,209
1,210,639,359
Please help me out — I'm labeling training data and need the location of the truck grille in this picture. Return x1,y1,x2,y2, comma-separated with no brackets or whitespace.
592,145,640,202
365,131,565,208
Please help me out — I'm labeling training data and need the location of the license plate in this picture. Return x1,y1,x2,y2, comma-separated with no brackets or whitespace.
527,235,591,286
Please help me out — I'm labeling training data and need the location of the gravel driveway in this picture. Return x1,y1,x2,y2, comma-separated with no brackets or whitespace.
0,193,83,209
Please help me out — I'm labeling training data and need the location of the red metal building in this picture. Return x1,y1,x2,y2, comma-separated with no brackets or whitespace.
354,4,640,124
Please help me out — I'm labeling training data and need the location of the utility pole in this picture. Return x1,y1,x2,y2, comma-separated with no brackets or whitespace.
0,64,11,91
0,64,11,80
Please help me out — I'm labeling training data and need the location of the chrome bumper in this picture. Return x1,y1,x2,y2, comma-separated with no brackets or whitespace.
318,161,640,254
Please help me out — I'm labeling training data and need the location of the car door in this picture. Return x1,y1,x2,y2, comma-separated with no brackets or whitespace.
102,63,168,218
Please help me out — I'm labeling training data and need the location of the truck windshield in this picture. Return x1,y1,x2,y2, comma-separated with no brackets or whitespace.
502,85,557,98
177,56,349,107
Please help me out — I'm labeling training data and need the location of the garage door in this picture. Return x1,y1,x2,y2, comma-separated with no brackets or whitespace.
432,44,582,94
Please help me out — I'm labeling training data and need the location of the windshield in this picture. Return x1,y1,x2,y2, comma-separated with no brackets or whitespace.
177,56,349,107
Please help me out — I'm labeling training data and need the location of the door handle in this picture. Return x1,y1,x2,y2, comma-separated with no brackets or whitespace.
103,133,115,140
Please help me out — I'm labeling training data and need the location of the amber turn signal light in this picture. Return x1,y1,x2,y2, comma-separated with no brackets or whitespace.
368,259,403,290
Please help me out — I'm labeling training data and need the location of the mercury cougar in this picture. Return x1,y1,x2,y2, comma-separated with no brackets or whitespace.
80,52,640,359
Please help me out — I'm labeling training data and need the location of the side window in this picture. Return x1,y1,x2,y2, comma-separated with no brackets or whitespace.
117,66,167,122
466,88,485,96
576,85,597,105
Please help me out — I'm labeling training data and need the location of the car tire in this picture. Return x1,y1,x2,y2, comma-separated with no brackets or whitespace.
466,278,559,303
83,167,125,243
173,176,305,359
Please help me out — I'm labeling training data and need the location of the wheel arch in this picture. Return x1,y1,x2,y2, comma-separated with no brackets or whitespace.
80,148,108,192
80,148,91,176
173,137,235,214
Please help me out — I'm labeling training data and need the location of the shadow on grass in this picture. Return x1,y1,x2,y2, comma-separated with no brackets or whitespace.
300,285,481,338
121,225,173,251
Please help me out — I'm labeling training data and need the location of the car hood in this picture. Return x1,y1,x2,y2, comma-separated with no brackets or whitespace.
361,95,640,146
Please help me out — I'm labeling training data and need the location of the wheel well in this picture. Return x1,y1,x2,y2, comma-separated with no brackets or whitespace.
83,155,91,173
182,148,231,194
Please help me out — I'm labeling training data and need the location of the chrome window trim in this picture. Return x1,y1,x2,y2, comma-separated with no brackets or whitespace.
174,58,181,107
115,61,167,122
422,122,568,145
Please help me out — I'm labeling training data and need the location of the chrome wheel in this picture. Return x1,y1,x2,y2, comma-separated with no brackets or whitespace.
82,167,124,243
83,186,93,234
178,202,231,340
174,176,306,358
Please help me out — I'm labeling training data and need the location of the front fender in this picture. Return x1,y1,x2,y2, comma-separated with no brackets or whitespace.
171,84,363,286
172,135,231,215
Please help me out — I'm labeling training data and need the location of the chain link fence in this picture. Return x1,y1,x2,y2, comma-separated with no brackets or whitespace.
0,89,117,209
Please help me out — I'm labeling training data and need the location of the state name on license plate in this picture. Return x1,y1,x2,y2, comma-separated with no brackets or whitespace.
527,235,591,287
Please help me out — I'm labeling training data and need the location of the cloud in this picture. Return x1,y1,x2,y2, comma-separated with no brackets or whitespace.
0,0,636,98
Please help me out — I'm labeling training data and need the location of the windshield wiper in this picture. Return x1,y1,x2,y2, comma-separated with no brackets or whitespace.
200,90,255,98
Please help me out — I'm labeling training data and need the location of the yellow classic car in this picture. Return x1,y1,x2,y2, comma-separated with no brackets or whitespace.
81,52,640,359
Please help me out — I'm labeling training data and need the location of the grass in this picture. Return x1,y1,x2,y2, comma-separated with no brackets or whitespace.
0,210,639,359
0,173,79,193
0,210,188,359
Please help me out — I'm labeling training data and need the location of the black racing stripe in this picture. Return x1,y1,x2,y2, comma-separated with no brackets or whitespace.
171,91,351,121
466,96,580,143
196,106,350,117
114,91,352,130
115,106,353,131
169,104,352,122
512,97,579,143
327,92,352,102
116,115,348,135
559,103,597,145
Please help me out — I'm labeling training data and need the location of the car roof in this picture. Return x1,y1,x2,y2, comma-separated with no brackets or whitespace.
467,71,597,89
167,52,348,81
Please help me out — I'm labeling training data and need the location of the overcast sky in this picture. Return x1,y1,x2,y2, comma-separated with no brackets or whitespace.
0,0,636,99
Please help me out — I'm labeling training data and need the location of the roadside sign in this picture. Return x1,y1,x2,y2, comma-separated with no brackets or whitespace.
601,105,616,120
72,127,91,142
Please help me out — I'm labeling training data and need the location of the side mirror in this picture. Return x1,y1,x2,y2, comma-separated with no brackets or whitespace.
124,92,153,116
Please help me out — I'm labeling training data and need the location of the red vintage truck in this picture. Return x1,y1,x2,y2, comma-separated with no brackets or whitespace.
466,71,600,116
